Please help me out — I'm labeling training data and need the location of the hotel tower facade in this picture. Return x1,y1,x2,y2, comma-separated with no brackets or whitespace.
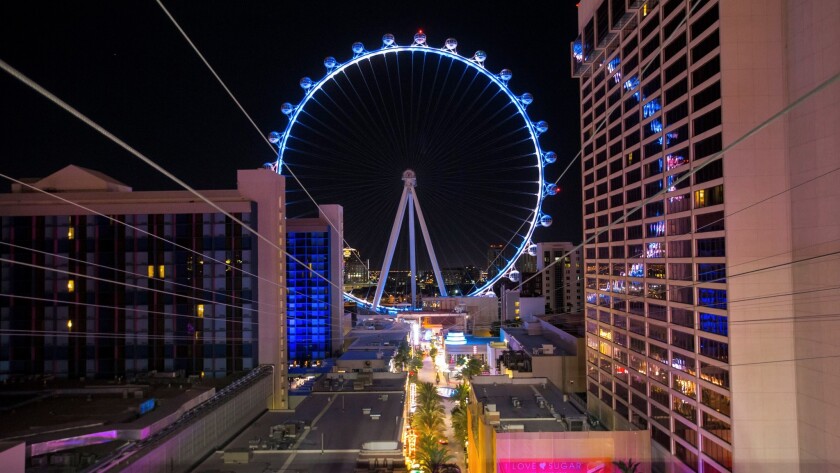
573,0,840,472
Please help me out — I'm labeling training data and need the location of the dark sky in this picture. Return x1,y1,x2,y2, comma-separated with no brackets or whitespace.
0,1,582,271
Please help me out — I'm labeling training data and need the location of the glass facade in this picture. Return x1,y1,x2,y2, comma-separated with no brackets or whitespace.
0,212,256,380
574,1,730,471
286,231,331,366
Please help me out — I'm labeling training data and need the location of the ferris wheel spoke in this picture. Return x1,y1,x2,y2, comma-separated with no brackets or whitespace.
271,38,556,305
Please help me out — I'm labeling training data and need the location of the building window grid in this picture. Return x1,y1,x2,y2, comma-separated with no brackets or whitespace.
578,3,730,472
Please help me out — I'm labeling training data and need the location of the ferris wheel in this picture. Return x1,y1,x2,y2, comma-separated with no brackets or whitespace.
267,31,560,310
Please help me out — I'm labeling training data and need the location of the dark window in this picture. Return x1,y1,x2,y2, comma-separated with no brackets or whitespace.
692,55,720,87
693,81,721,111
625,111,641,130
664,56,687,83
610,158,624,174
641,13,661,39
642,35,660,59
691,3,719,40
646,200,665,218
625,129,641,148
643,75,662,100
651,426,671,449
645,179,664,198
623,36,638,59
691,29,720,64
694,158,723,184
663,0,683,18
693,107,722,135
694,132,722,160
665,78,688,105
627,167,642,183
611,193,625,208
611,175,624,190
696,237,726,257
646,158,664,177
671,330,695,351
663,32,687,60
666,101,689,125
671,307,694,328
663,12,686,39
699,337,729,363
643,56,660,76
696,211,724,233
626,187,642,203
596,0,610,46
645,139,663,158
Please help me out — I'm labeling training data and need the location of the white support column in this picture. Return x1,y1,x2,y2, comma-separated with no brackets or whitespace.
373,169,447,311
410,186,448,297
372,186,409,309
408,195,418,309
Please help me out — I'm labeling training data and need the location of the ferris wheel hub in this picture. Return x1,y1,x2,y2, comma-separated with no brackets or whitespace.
402,169,417,187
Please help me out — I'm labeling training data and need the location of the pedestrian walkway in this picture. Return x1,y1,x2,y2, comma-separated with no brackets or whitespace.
416,352,466,472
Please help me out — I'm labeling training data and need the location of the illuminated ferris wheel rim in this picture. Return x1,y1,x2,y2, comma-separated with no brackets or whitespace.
268,32,560,310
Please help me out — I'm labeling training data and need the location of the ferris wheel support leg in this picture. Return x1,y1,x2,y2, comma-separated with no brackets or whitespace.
408,196,418,309
409,187,448,298
373,186,410,310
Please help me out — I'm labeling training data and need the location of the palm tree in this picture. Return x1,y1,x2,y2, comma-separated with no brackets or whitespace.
449,404,468,447
452,383,469,407
415,434,455,473
413,406,446,438
461,358,485,380
393,340,411,372
416,382,440,408
612,459,640,473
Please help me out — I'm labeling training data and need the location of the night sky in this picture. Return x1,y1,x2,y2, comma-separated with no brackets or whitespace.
0,1,582,271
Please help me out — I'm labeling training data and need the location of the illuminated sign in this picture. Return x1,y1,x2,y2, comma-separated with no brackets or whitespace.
139,398,156,415
497,459,613,473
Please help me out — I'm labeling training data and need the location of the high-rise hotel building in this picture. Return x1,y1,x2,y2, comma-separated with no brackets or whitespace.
0,165,289,409
573,1,840,472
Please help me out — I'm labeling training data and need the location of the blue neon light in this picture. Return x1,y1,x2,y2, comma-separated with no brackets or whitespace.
643,98,661,118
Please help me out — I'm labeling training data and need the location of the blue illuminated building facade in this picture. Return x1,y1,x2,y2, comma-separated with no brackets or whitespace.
286,205,344,369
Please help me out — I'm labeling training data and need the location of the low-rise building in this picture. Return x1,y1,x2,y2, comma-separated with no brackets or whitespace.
467,376,650,473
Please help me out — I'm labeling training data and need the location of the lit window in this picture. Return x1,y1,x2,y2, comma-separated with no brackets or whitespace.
642,2,648,16
67,227,75,240
147,265,155,278
158,265,165,278
695,189,706,208
197,304,205,318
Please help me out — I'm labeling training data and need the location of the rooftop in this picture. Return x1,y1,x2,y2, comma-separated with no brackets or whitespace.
471,377,598,433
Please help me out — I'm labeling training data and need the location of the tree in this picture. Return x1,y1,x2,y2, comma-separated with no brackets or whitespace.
612,459,640,473
450,404,468,448
393,340,411,372
452,382,470,406
415,434,455,473
413,406,446,438
409,352,424,373
416,381,441,409
461,358,486,380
